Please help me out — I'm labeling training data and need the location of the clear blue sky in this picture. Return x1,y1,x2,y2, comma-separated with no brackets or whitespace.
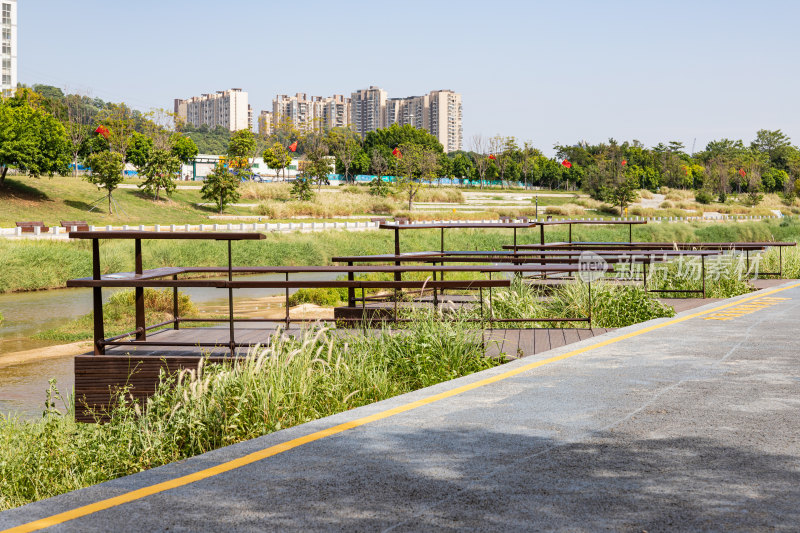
19,0,800,154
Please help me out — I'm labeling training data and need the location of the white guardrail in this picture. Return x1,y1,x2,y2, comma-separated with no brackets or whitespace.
0,214,786,239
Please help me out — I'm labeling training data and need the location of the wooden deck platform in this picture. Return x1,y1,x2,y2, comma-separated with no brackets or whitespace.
73,324,613,422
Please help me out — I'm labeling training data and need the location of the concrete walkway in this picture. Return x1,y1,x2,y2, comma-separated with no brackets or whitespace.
2,282,800,532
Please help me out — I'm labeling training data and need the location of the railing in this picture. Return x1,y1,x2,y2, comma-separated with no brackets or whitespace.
65,231,603,356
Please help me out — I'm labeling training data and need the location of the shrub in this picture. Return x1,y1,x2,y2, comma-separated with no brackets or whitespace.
287,287,347,307
291,177,314,201
572,197,604,210
695,190,713,204
544,204,586,216
368,177,391,197
665,188,694,202
743,190,764,207
630,206,655,217
659,200,675,209
104,288,197,320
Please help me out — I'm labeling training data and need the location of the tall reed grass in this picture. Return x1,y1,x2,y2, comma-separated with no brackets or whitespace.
36,289,198,342
1,220,797,294
0,313,497,511
482,279,675,328
646,255,753,298
256,193,398,218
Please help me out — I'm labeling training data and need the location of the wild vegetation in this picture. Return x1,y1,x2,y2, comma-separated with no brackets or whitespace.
2,219,798,294
0,313,497,511
3,85,800,225
483,280,676,329
35,289,198,343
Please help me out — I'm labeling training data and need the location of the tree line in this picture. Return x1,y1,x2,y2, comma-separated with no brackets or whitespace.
3,85,799,214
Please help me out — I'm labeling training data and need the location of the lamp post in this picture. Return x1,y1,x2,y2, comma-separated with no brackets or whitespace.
535,195,539,220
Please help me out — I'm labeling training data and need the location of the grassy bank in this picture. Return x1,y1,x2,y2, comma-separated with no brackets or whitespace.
481,280,676,328
0,313,497,511
35,289,200,343
0,176,255,227
1,219,798,294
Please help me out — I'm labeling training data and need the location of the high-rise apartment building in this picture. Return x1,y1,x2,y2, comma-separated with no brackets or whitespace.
356,87,462,151
386,94,429,131
262,86,462,151
427,89,463,153
258,110,273,137
350,86,387,138
321,94,350,130
1,0,17,96
270,93,351,132
272,93,316,131
174,88,250,131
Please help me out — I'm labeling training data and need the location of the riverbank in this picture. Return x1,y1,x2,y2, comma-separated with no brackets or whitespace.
0,312,499,511
0,342,90,370
2,219,799,294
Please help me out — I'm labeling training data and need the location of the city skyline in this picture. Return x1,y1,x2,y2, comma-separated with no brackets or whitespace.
14,0,800,155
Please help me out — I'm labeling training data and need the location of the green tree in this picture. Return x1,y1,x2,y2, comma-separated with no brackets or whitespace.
351,149,371,175
63,94,93,177
0,102,71,186
605,174,639,215
451,152,475,186
328,127,361,182
228,129,257,160
363,124,444,155
139,149,180,201
303,133,333,191
751,129,791,168
227,129,257,179
262,142,292,181
126,132,153,172
78,133,110,163
85,151,125,214
491,135,518,186
170,134,199,165
180,124,231,154
369,149,390,196
396,142,440,210
201,162,240,213
469,134,491,189
519,142,541,189
96,103,137,159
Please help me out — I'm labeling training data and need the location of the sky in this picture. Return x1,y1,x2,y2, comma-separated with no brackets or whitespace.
18,0,800,155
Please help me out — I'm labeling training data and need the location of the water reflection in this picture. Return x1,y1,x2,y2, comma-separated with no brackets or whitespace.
0,272,341,419
0,354,74,419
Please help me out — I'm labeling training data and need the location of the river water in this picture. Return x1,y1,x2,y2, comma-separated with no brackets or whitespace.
0,272,340,419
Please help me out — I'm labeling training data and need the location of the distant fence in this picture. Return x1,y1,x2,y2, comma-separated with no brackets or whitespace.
0,214,788,239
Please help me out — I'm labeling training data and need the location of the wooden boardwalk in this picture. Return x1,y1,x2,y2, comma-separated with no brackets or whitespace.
74,325,613,421
99,325,614,359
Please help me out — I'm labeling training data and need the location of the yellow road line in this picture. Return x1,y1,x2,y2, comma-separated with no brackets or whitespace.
4,282,799,533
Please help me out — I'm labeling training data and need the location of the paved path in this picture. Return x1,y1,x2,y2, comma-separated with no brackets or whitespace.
2,282,800,532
